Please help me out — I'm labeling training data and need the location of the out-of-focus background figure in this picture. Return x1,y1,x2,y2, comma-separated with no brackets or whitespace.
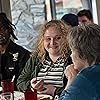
61,13,79,27
77,9,93,25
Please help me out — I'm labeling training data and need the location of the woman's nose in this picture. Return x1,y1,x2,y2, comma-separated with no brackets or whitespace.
50,39,56,45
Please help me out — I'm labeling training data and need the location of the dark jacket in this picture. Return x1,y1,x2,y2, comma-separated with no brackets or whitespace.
17,54,72,96
60,64,100,100
0,40,31,90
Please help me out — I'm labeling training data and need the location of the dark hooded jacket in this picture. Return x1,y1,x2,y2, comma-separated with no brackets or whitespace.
0,40,30,90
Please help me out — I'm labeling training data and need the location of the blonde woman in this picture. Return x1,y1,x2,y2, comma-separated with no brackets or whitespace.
17,20,72,96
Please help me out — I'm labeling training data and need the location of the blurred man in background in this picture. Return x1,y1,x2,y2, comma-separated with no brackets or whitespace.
77,9,93,25
61,13,79,27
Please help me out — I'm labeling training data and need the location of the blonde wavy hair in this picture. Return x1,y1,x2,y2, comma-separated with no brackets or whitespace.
32,20,71,59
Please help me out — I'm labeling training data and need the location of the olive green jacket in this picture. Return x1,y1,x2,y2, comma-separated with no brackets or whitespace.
17,54,72,96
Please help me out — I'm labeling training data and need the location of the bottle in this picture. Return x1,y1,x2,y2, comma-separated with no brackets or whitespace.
24,88,37,100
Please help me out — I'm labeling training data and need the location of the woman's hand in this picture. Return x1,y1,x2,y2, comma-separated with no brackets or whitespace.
30,78,44,92
40,85,56,96
64,64,79,89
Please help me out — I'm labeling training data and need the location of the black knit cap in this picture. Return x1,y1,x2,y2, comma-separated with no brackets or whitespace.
0,12,18,40
61,13,78,27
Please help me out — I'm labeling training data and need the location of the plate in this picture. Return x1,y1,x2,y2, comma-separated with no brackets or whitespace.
37,94,53,100
14,91,24,100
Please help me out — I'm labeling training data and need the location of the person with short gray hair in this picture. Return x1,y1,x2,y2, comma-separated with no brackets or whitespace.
60,23,100,100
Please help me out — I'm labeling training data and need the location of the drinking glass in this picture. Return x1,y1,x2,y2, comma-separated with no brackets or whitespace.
1,80,14,93
24,88,37,100
1,92,13,100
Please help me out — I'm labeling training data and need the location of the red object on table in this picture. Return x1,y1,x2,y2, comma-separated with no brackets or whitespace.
1,80,14,93
24,88,37,100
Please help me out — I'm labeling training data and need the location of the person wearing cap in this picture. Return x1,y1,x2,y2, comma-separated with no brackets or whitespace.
61,13,79,27
0,12,31,90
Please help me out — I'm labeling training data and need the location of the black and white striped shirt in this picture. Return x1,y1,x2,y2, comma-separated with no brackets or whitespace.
37,57,65,87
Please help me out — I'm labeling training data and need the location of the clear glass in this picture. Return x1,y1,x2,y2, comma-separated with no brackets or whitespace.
1,92,13,100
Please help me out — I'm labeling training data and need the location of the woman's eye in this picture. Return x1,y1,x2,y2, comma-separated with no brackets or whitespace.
56,36,61,40
47,38,51,40
44,37,51,41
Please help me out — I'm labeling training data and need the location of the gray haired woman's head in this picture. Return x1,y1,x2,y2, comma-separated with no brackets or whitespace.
68,24,100,65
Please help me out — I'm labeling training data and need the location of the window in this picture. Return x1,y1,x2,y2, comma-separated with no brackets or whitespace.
55,0,89,19
9,0,90,51
10,0,45,51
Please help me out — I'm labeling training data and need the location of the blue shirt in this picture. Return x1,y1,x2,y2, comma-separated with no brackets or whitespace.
60,64,100,100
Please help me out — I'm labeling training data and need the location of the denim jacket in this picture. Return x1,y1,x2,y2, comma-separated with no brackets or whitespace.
60,64,100,100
